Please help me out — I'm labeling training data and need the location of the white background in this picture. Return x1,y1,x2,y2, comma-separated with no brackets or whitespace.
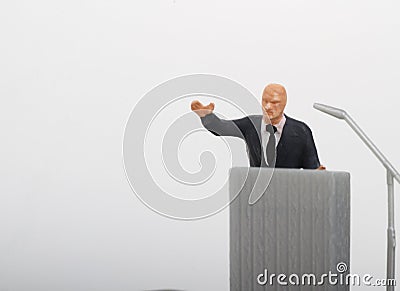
1,0,400,290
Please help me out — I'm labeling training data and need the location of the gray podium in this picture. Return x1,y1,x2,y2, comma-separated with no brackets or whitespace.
229,168,350,291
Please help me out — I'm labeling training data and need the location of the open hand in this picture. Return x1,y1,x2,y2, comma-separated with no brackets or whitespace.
191,100,215,117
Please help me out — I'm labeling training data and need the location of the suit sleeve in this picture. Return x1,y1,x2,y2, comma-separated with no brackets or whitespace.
200,113,248,139
302,125,321,169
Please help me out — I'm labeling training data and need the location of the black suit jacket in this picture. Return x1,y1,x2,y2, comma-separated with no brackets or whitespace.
200,113,320,169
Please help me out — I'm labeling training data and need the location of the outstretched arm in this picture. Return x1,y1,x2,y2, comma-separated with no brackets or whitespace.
191,100,246,139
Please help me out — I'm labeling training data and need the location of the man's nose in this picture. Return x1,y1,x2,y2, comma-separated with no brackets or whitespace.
265,103,271,110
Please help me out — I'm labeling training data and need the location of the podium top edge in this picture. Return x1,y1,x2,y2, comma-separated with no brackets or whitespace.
229,167,350,175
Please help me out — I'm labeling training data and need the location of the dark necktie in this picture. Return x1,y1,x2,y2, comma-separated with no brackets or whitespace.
265,124,277,167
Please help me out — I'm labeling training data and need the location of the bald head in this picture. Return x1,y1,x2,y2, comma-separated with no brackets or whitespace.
263,84,287,100
261,83,287,124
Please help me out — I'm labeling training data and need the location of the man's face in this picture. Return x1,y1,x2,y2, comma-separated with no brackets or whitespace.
261,85,287,124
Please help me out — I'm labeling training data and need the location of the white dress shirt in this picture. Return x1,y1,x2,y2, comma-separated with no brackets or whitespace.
261,115,286,165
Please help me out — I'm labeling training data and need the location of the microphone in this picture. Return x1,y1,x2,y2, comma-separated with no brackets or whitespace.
313,103,347,120
313,102,400,183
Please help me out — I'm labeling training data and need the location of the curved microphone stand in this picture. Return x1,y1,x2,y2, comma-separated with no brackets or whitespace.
314,103,400,291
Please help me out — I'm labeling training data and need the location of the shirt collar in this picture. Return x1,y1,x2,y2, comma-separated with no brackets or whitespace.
261,114,286,134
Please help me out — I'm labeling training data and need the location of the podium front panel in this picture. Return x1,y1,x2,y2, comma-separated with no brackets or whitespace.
229,168,350,291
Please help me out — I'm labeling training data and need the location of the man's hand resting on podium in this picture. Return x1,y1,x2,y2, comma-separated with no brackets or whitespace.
191,100,215,117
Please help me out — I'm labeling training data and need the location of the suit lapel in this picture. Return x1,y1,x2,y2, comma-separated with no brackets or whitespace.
277,122,288,163
277,115,298,165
